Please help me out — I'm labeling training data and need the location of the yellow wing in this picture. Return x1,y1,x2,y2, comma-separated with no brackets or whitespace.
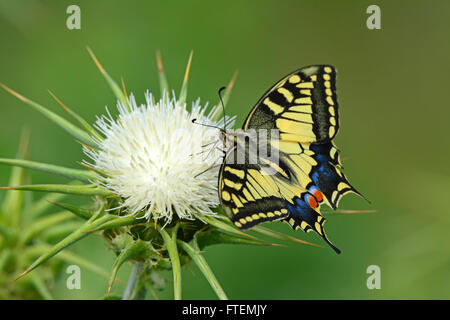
243,65,338,143
276,139,361,210
218,147,295,229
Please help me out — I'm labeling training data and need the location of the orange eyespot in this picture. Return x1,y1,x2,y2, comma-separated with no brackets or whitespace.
312,189,323,202
307,195,318,209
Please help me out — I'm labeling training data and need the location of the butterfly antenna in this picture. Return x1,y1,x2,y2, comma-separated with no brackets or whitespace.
218,86,227,129
191,86,228,131
191,118,222,130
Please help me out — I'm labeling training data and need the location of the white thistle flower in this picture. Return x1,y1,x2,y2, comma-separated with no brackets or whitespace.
83,91,234,223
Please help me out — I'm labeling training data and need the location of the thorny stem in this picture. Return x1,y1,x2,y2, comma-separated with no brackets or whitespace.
122,261,145,300
179,240,228,300
158,224,182,300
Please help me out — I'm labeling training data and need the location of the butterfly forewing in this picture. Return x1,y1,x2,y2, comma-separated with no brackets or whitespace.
243,65,339,143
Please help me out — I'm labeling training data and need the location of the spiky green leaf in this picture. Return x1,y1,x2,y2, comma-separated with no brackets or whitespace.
179,51,193,105
89,214,142,232
0,158,97,183
21,211,75,244
0,84,96,147
26,243,111,280
108,241,152,296
178,239,228,300
48,90,101,140
28,272,53,300
2,130,29,227
49,201,93,220
25,193,66,218
202,215,255,239
195,229,281,249
87,47,131,111
157,225,182,300
16,214,114,280
251,225,322,248
0,184,113,196
156,50,169,99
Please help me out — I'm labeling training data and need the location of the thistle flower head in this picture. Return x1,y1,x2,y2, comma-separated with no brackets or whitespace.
84,92,234,223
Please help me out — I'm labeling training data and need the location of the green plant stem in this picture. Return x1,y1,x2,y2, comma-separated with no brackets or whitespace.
0,83,96,147
158,225,182,300
29,273,53,300
122,261,145,300
178,240,228,300
18,213,113,278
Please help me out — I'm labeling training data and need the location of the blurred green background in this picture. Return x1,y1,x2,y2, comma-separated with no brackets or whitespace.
0,0,449,299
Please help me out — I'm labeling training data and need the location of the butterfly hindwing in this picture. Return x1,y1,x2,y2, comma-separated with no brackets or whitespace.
218,147,290,229
269,140,344,253
218,143,342,253
243,65,339,143
284,194,341,254
309,142,361,209
278,139,361,210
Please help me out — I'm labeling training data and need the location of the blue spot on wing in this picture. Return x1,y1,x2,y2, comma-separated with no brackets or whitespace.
290,197,317,226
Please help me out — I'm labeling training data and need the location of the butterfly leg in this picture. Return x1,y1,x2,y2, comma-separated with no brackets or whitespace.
194,163,220,178
189,140,219,157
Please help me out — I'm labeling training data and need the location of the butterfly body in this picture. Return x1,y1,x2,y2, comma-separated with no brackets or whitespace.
218,65,362,254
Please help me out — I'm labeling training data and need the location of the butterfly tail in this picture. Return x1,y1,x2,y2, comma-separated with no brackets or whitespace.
286,194,341,254
315,221,341,254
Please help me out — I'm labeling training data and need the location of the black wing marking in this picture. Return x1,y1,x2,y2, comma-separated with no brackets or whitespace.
243,65,339,143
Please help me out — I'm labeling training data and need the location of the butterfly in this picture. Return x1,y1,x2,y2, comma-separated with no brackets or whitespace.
218,65,363,254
